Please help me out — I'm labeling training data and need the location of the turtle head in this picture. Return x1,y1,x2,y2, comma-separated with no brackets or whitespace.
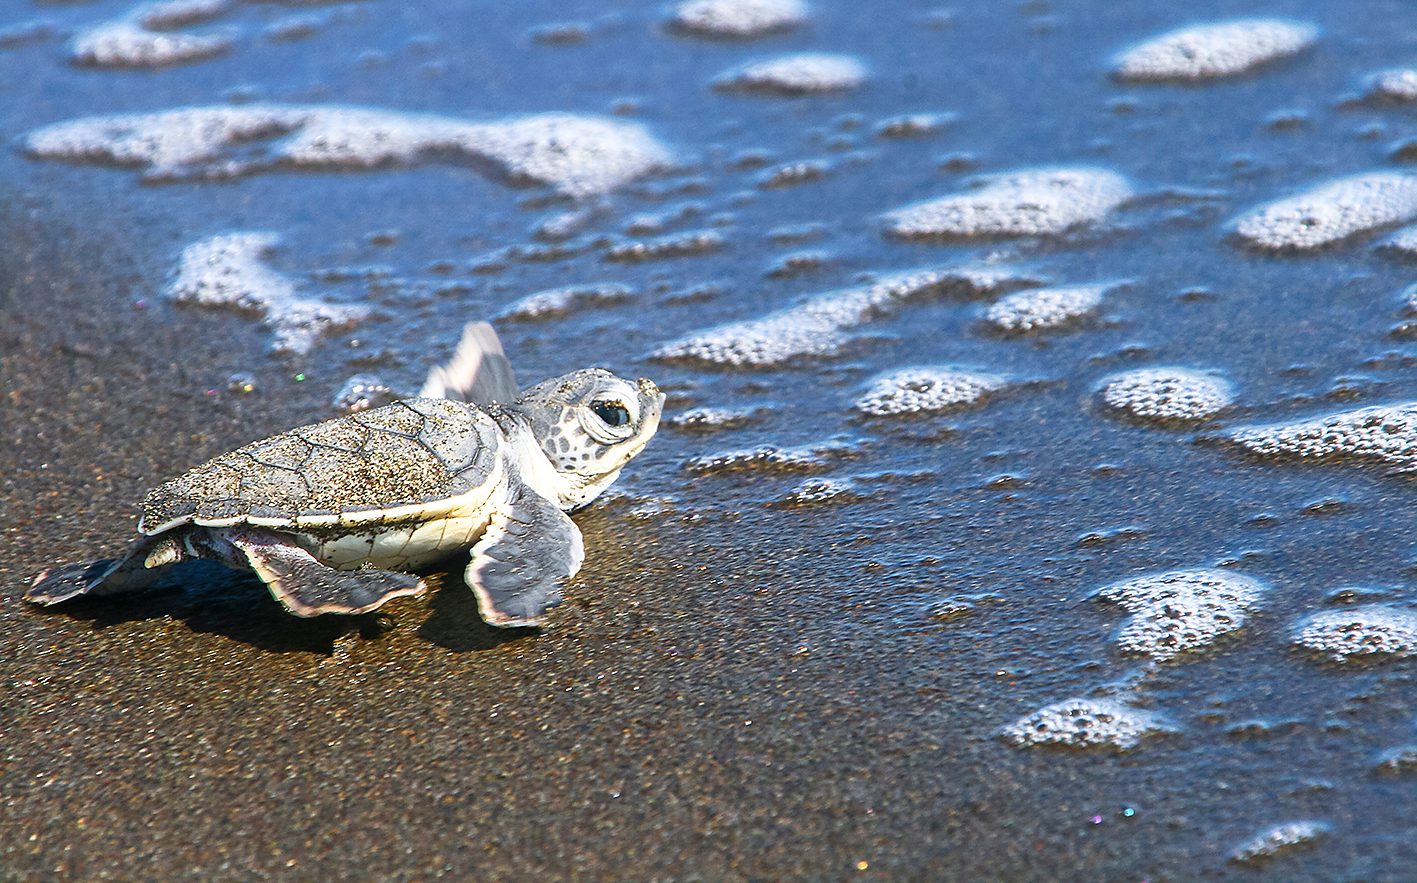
516,368,665,509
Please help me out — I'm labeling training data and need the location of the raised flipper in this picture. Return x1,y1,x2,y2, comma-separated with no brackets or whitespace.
418,321,520,406
466,487,584,627
26,534,186,605
227,529,425,617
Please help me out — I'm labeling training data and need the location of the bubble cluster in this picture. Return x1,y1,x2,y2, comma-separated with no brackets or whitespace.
1229,821,1330,864
1291,605,1417,663
873,113,955,139
1093,569,1265,661
25,106,672,197
1225,402,1417,470
140,0,232,31
712,53,868,95
1375,225,1417,258
71,19,232,68
685,444,840,475
1112,19,1318,82
882,168,1133,240
668,0,809,38
1375,744,1417,775
998,698,1179,751
1364,68,1417,103
168,232,369,354
1100,367,1233,423
666,406,761,431
603,229,725,262
985,283,1110,332
772,477,861,507
650,265,1041,367
854,367,1006,417
1230,173,1417,251
495,283,634,321
332,374,399,413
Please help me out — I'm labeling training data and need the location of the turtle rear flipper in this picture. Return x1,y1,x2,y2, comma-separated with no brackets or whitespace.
466,487,584,628
227,529,424,617
26,534,186,605
26,559,123,605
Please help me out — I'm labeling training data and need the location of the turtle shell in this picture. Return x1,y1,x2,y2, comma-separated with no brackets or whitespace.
140,398,503,535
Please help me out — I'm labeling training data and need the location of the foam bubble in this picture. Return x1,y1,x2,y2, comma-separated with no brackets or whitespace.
650,264,1041,367
1229,821,1329,864
1365,68,1417,103
1375,225,1417,258
495,283,634,321
169,232,369,354
1225,403,1417,470
685,443,844,475
332,374,398,413
139,0,233,31
667,406,761,431
874,112,955,139
998,698,1179,751
771,477,861,507
1375,744,1417,775
669,0,809,37
1093,569,1265,661
712,53,868,95
854,367,1005,417
1230,173,1417,251
1112,19,1318,82
1100,367,1233,423
25,106,672,197
1292,605,1417,663
986,282,1110,332
882,168,1133,240
71,19,232,68
603,229,725,262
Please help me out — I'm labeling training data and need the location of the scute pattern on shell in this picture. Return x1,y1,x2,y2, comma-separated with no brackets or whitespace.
140,398,499,533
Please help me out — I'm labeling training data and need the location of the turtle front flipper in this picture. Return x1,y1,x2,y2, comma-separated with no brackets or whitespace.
466,487,585,628
226,529,425,617
418,320,520,405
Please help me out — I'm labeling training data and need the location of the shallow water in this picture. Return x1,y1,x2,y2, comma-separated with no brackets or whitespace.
4,0,1417,879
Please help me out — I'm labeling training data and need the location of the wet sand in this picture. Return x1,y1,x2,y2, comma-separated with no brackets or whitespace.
6,1,1417,880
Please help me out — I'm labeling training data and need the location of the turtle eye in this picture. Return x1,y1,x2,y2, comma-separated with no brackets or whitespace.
590,399,632,427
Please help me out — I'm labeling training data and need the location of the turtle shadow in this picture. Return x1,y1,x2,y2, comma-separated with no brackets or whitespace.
417,566,538,653
41,561,386,655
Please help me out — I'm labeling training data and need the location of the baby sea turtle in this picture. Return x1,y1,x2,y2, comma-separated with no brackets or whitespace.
26,323,664,627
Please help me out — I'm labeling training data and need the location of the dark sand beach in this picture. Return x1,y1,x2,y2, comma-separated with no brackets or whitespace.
4,1,1417,880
